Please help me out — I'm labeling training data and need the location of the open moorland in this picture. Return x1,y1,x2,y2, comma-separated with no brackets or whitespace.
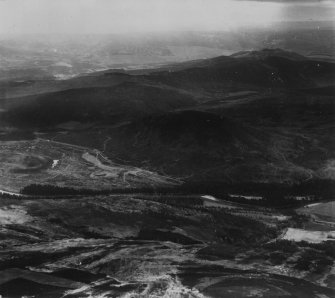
0,139,178,193
0,195,334,297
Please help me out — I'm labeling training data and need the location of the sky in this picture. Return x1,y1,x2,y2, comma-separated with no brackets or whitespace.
0,0,334,35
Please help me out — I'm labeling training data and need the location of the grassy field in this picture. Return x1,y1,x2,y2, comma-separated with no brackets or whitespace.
0,139,177,192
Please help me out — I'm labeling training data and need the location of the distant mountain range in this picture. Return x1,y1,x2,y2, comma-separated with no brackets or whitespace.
0,24,333,81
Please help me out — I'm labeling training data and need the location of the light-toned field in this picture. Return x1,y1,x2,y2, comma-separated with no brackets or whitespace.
282,228,335,243
0,139,179,192
300,202,335,223
296,201,335,232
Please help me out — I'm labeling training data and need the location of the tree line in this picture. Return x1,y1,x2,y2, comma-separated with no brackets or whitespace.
19,179,335,207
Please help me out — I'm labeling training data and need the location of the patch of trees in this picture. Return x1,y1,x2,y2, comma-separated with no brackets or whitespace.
262,240,335,272
179,179,335,198
20,179,335,207
20,184,111,196
264,240,299,253
174,179,335,207
20,184,192,196
20,184,192,197
264,240,335,256
0,192,22,200
139,196,203,207
296,241,335,258
294,249,333,273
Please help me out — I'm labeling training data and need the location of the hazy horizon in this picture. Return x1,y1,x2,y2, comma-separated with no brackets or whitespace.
0,0,334,36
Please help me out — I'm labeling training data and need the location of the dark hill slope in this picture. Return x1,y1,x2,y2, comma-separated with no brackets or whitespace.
121,110,263,145
1,82,196,126
199,89,335,128
147,50,335,90
230,49,307,61
2,49,334,128
0,72,133,99
106,110,305,183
